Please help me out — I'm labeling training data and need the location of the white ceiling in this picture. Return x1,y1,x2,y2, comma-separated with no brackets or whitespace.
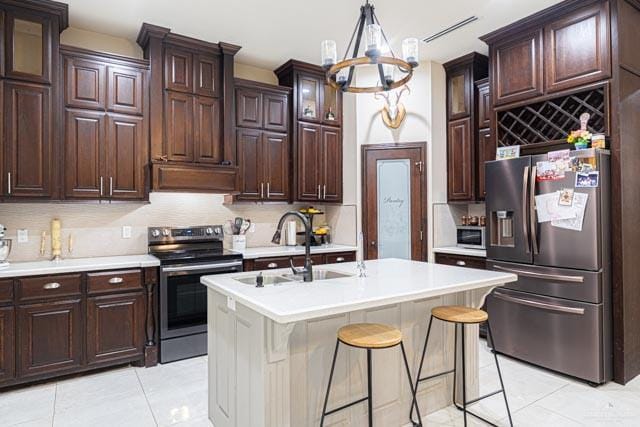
60,0,563,68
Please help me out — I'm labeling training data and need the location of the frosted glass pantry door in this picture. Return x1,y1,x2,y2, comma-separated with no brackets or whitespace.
377,159,411,259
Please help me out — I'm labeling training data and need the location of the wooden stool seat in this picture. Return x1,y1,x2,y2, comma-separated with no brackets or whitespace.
337,323,403,349
431,305,488,324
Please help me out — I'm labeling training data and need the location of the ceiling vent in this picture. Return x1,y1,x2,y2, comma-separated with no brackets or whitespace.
422,16,478,43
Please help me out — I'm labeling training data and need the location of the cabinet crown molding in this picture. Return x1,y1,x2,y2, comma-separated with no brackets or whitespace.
136,22,171,48
274,59,325,79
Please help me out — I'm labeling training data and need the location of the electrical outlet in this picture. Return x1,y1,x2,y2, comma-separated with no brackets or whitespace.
17,229,28,243
122,226,132,239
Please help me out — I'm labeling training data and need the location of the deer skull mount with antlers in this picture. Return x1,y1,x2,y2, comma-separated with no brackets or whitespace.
375,85,410,129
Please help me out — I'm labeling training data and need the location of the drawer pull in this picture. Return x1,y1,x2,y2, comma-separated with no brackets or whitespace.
336,257,345,262
267,262,278,269
108,277,124,285
456,260,466,266
43,282,61,290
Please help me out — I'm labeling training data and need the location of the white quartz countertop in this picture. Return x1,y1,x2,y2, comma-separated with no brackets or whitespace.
433,246,487,258
230,244,357,259
0,255,160,278
201,258,516,324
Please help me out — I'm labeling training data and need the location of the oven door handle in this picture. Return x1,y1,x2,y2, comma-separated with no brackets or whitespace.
161,260,243,274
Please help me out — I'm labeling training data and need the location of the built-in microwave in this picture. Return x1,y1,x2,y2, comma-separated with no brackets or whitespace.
456,226,486,249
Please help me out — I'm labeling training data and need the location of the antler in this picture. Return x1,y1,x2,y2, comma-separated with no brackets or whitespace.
374,91,389,102
396,85,410,103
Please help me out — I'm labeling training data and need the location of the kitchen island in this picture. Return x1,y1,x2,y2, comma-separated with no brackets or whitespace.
201,258,516,427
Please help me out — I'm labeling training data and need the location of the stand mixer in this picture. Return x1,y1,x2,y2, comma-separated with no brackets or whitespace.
0,225,11,269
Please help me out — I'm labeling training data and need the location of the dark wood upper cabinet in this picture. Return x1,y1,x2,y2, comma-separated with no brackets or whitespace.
447,66,472,120
262,131,289,201
297,122,322,201
194,54,220,97
164,90,194,162
4,10,52,84
64,57,106,110
237,128,262,200
263,92,288,132
477,128,494,200
0,306,15,383
491,29,544,106
321,126,342,202
477,80,491,129
194,96,222,164
64,109,105,199
236,87,262,129
4,81,52,198
86,292,145,366
544,2,611,93
106,114,146,200
17,299,82,378
164,47,193,93
447,117,474,201
107,66,143,115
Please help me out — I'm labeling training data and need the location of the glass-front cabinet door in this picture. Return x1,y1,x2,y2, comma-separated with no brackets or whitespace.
5,11,51,83
447,66,470,120
322,82,341,125
297,74,320,122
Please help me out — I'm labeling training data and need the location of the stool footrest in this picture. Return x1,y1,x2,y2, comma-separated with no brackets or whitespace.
324,396,369,416
417,368,455,384
465,389,504,405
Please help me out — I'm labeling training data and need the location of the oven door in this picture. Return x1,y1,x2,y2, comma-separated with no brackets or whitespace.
159,260,243,339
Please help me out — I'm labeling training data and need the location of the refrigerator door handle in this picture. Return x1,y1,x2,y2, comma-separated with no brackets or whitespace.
491,265,585,283
530,165,539,254
522,166,531,253
493,290,585,315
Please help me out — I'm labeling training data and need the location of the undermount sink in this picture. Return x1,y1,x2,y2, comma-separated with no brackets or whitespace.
235,275,293,286
283,269,354,281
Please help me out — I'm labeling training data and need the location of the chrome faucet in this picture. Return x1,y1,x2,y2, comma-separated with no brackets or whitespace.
272,211,313,282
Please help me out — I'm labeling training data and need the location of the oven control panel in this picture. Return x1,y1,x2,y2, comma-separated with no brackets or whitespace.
148,225,222,243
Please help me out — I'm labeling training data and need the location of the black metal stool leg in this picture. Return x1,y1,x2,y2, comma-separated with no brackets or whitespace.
400,341,423,427
320,339,340,427
410,315,433,423
461,324,467,427
487,320,513,427
452,322,458,408
367,348,373,427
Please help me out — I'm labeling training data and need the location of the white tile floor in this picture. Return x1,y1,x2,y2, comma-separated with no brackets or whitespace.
1,341,640,426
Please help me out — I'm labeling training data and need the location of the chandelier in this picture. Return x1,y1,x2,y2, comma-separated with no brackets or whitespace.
321,0,419,93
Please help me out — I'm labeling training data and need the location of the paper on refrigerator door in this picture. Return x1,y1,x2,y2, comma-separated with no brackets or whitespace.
551,192,589,231
534,192,577,222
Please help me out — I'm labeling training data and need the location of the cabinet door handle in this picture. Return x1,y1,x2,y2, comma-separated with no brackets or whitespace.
108,277,124,285
323,184,326,200
7,172,11,195
43,282,61,290
261,183,264,199
336,257,345,262
267,262,278,268
317,185,321,199
109,177,113,197
99,176,104,197
456,260,467,266
267,182,270,199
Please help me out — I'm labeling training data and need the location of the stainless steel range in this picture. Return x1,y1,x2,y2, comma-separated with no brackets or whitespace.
148,225,243,363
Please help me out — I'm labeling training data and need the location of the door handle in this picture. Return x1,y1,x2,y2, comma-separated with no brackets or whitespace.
99,176,104,197
323,184,326,200
530,166,539,255
109,177,114,197
7,172,11,195
317,185,321,199
456,260,466,266
108,277,124,285
370,240,376,246
260,183,264,199
491,265,584,283
493,290,585,315
43,282,61,290
267,182,270,199
522,166,530,253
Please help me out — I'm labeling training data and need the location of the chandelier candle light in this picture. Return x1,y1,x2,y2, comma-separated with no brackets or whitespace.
321,0,419,93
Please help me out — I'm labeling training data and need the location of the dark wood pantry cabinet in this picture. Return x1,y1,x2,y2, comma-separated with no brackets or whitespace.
137,23,240,193
0,267,158,389
61,46,149,201
234,79,290,202
443,53,488,202
275,60,343,203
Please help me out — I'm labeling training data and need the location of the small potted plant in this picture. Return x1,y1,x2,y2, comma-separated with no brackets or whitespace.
567,129,592,150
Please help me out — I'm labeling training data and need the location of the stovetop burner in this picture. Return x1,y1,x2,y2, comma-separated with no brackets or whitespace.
147,225,241,265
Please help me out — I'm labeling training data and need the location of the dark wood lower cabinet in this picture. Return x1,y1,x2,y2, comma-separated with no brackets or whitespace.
434,253,487,270
0,306,15,383
17,299,82,378
87,292,145,366
244,251,357,272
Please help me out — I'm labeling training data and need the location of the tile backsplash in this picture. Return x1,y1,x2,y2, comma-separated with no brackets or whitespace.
0,193,357,262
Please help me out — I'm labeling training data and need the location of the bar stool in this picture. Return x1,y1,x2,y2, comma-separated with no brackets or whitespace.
320,323,423,427
410,306,513,427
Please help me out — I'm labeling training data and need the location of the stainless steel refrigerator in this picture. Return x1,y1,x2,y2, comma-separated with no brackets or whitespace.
485,150,612,384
